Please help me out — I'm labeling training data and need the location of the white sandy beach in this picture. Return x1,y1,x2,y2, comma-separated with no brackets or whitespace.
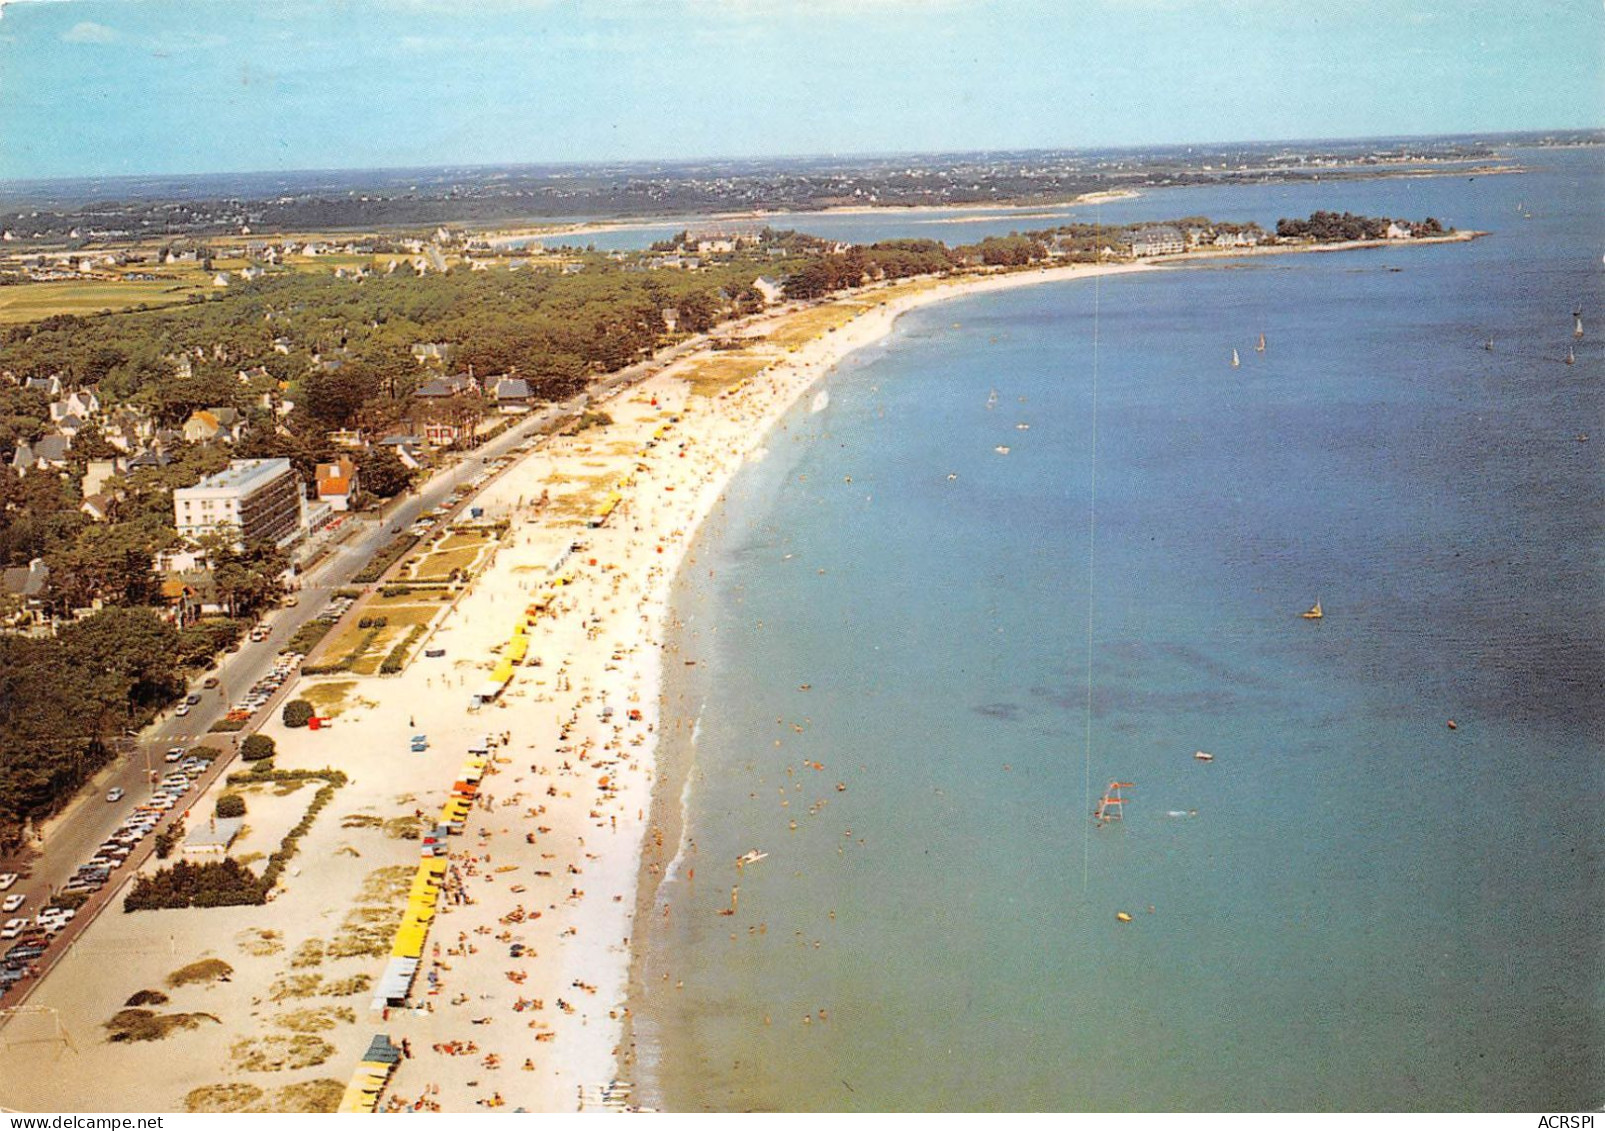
7,240,1477,1112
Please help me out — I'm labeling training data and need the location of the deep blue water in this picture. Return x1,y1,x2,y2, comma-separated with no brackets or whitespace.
632,149,1602,1111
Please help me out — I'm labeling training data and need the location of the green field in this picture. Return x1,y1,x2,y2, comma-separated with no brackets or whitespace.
0,278,209,323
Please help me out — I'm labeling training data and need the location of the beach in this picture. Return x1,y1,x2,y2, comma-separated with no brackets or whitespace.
2,227,1522,1112
0,259,1157,1113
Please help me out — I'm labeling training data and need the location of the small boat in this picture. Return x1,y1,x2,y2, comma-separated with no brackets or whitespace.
1193,750,1214,763
1484,337,1495,352
736,850,767,868
1255,332,1266,353
1302,600,1323,620
1565,347,1575,366
986,389,998,410
1016,422,1030,430
1231,348,1241,368
1574,314,1584,340
994,445,1011,455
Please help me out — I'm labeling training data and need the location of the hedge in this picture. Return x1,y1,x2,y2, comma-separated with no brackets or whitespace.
379,626,427,675
127,769,347,913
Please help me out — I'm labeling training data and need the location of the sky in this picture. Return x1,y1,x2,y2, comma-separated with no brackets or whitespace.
0,0,1600,181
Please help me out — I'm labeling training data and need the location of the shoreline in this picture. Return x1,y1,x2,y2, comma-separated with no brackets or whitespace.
605,231,1489,1106
0,237,1478,1114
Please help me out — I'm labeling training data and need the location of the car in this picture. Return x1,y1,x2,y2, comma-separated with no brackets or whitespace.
283,595,299,607
106,787,125,803
203,676,220,689
185,692,202,705
1,894,23,913
174,703,190,717
0,874,16,891
0,920,26,940
165,747,185,763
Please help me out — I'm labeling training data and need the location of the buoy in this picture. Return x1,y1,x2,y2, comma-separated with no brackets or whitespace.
1115,912,1133,923
1446,720,1457,730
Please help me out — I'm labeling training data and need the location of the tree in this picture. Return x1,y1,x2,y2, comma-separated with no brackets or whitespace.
215,793,246,818
282,699,314,728
359,448,411,499
240,734,275,761
58,607,184,717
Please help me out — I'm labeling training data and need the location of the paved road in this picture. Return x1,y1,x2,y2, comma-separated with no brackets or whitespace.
0,321,724,1006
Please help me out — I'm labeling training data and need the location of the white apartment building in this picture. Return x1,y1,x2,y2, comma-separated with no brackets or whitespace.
173,458,307,550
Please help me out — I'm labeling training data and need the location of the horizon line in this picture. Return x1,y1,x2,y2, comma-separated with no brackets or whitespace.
2,126,1599,194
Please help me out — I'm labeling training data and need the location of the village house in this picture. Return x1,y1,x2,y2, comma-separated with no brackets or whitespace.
82,457,126,497
377,435,426,470
752,276,784,305
421,420,466,447
181,407,243,445
1130,226,1186,257
414,374,477,400
1,559,52,629
315,455,359,512
493,378,532,414
10,434,71,476
1385,221,1413,240
80,493,118,523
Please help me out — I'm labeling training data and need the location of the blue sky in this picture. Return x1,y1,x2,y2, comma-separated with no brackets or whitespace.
0,0,1599,180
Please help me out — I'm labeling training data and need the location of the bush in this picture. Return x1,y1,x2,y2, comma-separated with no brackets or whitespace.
286,620,334,655
282,699,315,728
356,616,388,629
241,734,276,762
154,825,181,860
216,794,246,819
125,860,263,912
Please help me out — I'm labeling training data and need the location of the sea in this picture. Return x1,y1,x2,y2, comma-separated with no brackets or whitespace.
629,148,1603,1112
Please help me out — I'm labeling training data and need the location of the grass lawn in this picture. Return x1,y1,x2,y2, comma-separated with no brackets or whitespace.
409,544,484,582
436,531,495,554
681,354,773,397
0,279,207,323
318,602,440,669
295,681,370,718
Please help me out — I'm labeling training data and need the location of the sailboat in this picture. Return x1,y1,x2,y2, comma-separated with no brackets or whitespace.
1484,337,1495,352
1255,332,1266,353
1301,600,1323,620
1231,348,1241,368
1565,346,1575,366
985,388,998,411
1574,313,1584,340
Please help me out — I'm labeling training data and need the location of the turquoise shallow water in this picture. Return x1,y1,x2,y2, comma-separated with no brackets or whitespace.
631,150,1603,1111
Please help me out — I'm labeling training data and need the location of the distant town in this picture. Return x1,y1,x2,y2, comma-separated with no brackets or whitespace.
1,129,1591,247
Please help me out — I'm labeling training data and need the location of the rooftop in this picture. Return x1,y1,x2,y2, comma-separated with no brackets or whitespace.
177,458,293,496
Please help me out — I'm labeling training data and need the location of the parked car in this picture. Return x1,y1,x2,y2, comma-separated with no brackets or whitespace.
0,919,27,939
1,894,24,913
165,747,185,763
0,874,17,891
